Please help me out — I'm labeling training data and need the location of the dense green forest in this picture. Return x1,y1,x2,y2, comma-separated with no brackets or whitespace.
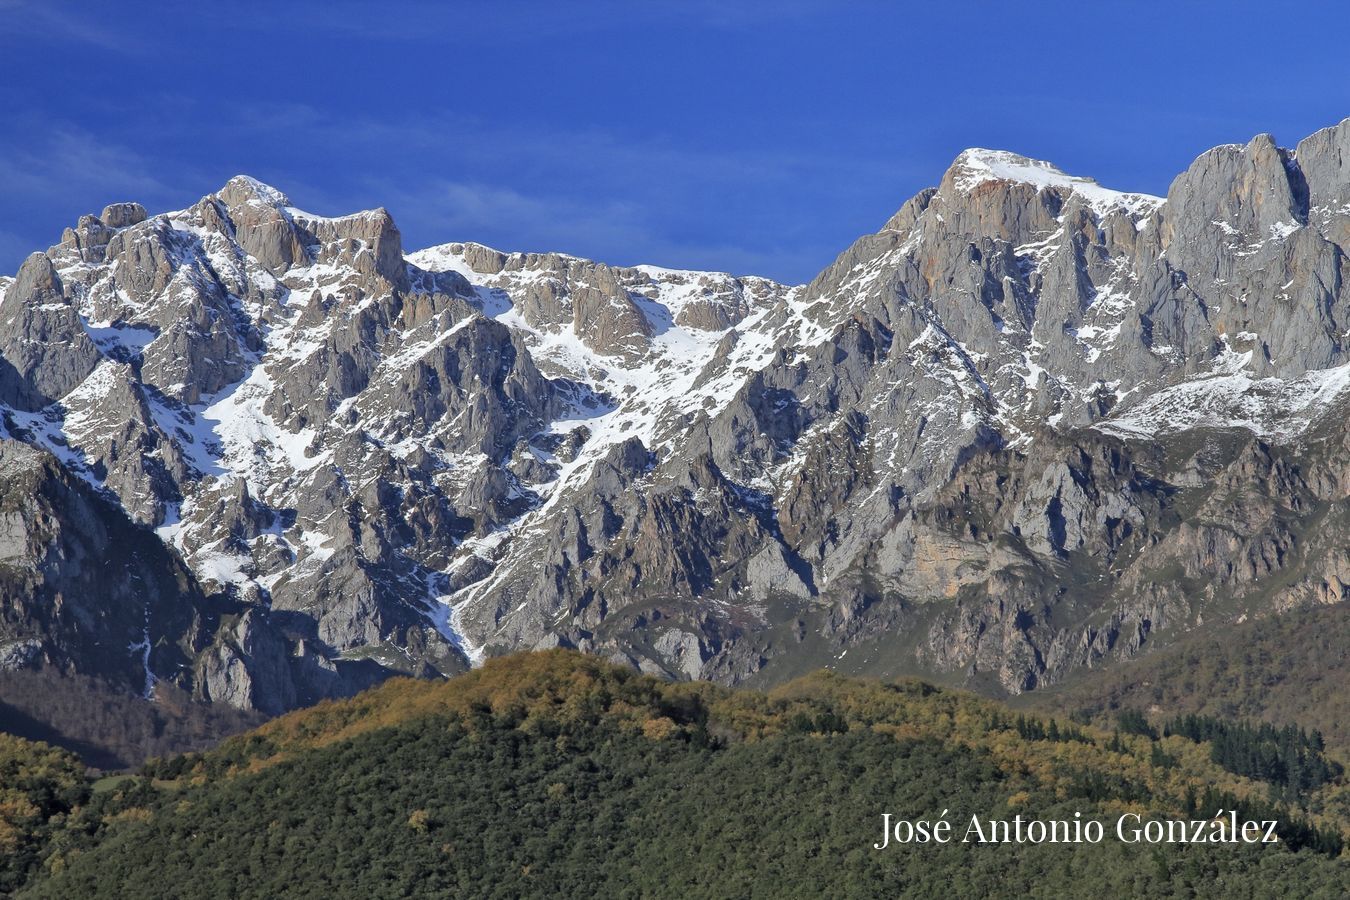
1163,715,1341,804
0,734,88,895
1030,604,1350,745
3,651,1349,897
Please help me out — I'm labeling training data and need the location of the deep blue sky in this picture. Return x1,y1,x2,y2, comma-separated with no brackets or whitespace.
3,1,1349,284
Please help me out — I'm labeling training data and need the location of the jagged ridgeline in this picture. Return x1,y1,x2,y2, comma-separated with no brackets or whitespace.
5,652,1349,898
4,120,1350,724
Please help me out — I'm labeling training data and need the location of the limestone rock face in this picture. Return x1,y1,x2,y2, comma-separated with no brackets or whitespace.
9,122,1350,713
100,201,147,229
0,254,101,410
0,440,204,695
195,609,296,715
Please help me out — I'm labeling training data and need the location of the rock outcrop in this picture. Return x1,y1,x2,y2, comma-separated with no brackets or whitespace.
6,119,1350,712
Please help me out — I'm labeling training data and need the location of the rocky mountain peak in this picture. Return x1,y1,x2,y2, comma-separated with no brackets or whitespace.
217,174,293,210
941,147,1163,218
945,147,1096,191
1295,117,1350,214
7,122,1350,711
9,252,63,301
99,201,148,229
1164,133,1307,245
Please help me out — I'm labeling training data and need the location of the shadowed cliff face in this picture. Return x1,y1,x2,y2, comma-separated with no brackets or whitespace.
0,440,203,699
3,121,1350,712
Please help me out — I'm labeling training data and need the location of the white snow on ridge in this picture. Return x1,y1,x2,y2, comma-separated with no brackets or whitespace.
952,149,1164,218
22,160,1347,677
285,206,387,225
408,241,835,629
1095,361,1350,440
228,175,290,207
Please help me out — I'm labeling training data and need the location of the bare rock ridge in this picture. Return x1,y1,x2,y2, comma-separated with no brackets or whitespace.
4,120,1350,712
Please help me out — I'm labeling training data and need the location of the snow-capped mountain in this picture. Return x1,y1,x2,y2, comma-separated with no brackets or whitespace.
5,119,1350,713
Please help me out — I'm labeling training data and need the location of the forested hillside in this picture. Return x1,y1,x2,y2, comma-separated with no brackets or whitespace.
1029,604,1350,746
0,670,265,771
5,651,1349,897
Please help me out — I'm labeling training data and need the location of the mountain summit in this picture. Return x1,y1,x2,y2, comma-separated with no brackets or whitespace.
3,119,1350,715
943,147,1163,217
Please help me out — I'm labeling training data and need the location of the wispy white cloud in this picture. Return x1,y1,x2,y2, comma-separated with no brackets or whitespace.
0,0,140,51
218,0,851,43
226,102,880,188
206,103,926,277
0,129,170,200
0,98,923,281
0,126,196,270
374,177,804,277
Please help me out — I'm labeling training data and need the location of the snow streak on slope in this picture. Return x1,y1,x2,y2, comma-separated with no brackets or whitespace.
1096,357,1350,440
7,123,1350,693
407,243,824,645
